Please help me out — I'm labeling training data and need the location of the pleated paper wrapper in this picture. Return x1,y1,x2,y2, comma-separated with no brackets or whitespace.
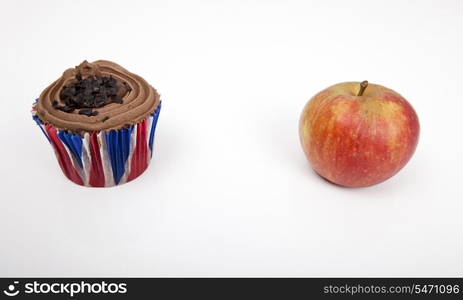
32,101,161,187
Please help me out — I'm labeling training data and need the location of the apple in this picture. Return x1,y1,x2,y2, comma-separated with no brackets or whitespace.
299,81,420,187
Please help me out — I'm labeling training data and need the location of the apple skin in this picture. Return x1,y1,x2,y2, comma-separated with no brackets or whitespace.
299,82,420,187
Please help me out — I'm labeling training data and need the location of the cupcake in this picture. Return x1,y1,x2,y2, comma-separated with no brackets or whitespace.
32,60,161,187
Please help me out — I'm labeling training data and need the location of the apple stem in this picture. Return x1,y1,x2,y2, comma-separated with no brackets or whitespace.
357,80,368,96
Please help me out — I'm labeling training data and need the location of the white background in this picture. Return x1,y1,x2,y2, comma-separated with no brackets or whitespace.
1,0,462,277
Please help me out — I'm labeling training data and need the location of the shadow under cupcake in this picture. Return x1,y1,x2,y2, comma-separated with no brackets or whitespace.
32,60,161,187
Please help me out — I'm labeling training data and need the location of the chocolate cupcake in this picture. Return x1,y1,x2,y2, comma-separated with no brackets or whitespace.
32,60,161,187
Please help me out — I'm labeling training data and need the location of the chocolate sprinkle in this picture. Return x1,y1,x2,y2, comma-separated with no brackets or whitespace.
102,116,110,122
57,105,75,113
78,108,98,116
112,96,123,104
58,74,125,117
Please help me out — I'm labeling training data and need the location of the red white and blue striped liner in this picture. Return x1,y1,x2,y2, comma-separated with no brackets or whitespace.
32,100,161,187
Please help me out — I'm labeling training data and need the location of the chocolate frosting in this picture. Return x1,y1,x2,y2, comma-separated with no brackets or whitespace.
36,60,160,133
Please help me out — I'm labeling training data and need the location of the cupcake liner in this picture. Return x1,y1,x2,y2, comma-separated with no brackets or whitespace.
32,101,161,187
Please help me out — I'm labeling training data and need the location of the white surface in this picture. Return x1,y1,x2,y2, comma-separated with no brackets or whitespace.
1,0,462,277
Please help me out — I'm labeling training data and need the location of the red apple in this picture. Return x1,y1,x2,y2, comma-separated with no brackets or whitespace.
299,81,419,187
